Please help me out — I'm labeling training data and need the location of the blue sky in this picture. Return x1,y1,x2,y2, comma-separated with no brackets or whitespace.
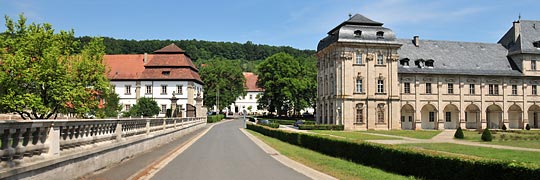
0,0,539,50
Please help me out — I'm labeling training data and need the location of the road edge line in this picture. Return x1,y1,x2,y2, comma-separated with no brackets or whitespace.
239,128,338,180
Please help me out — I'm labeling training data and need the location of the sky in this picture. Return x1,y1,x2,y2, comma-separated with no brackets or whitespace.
0,0,539,50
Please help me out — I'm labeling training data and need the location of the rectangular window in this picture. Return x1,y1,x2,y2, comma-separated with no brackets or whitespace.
176,85,183,95
408,116,413,122
146,85,152,94
125,104,131,111
125,85,132,95
445,112,452,122
356,53,363,64
426,83,432,94
447,83,454,94
161,85,167,95
161,105,167,114
377,54,384,65
469,84,475,95
533,85,538,95
404,82,410,93
512,85,518,95
356,109,363,123
429,112,435,122
401,116,405,122
355,79,363,93
489,84,499,95
377,80,384,93
532,61,537,70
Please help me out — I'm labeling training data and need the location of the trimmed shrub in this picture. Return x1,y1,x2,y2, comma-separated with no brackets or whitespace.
261,122,280,128
246,124,540,180
207,114,225,123
502,124,507,131
298,124,344,130
454,127,464,139
481,128,492,141
526,124,531,130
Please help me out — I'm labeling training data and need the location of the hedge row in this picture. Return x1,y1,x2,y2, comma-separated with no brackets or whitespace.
207,114,225,123
247,124,540,180
298,124,344,130
260,122,280,128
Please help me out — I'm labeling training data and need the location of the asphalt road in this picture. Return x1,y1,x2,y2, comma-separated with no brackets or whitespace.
151,119,311,180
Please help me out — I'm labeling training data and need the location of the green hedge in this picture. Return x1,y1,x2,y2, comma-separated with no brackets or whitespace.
270,120,296,125
207,114,225,123
260,122,280,128
298,124,344,130
247,124,540,180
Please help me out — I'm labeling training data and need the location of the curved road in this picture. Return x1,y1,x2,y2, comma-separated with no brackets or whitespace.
151,119,310,180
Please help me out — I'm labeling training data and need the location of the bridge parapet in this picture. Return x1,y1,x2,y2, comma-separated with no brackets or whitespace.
0,117,206,179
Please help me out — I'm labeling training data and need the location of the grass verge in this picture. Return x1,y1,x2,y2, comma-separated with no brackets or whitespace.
311,130,401,141
366,130,442,139
399,143,540,165
247,129,416,180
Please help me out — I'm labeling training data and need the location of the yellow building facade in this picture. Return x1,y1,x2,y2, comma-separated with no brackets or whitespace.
317,14,540,130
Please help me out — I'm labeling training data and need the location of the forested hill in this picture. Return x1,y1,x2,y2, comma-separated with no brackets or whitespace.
76,36,316,61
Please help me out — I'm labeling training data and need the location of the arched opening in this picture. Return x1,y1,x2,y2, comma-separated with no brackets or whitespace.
486,104,503,129
465,104,480,129
443,104,459,129
420,104,437,129
508,104,522,129
528,105,540,128
401,104,414,130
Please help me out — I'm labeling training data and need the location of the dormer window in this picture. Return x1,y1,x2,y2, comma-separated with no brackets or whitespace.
162,71,170,76
376,31,384,39
400,58,410,67
534,41,540,48
354,30,362,37
425,59,434,68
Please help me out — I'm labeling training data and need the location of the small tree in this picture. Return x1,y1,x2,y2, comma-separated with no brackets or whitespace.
481,128,492,141
454,127,464,139
501,124,507,131
525,124,531,130
129,97,160,117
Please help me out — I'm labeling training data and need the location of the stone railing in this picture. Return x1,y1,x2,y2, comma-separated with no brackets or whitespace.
0,117,206,179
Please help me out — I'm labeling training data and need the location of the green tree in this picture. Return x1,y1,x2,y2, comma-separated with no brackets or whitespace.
127,97,160,117
96,90,121,118
257,52,316,116
0,14,110,119
200,59,245,111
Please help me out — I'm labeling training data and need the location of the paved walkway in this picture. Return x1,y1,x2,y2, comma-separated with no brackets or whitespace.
149,119,313,180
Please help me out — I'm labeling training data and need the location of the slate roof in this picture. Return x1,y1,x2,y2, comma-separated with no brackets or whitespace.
498,20,540,55
397,39,522,76
243,72,263,92
327,14,383,34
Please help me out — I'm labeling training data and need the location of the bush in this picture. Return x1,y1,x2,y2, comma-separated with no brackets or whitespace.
261,122,280,128
298,124,344,130
454,127,464,139
526,124,531,130
247,124,540,180
481,128,493,141
207,114,225,123
502,124,507,131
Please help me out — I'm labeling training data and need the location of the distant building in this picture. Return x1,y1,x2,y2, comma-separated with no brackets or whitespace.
317,14,540,130
105,44,204,117
229,72,266,115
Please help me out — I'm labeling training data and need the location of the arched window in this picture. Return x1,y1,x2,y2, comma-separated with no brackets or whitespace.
354,30,362,37
377,103,385,123
356,103,364,123
376,31,384,39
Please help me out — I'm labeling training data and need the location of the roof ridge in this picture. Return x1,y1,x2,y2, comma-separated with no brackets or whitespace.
397,38,500,45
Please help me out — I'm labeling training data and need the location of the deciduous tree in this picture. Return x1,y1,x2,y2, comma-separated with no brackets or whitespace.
200,59,245,111
0,14,110,119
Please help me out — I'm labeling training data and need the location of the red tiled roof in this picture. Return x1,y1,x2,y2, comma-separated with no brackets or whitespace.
154,43,185,53
145,54,197,70
244,72,263,92
104,55,145,80
140,68,202,82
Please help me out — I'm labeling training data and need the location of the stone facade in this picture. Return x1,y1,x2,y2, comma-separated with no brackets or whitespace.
317,14,540,130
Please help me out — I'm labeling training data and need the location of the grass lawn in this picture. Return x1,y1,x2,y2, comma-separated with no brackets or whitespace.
365,130,442,139
461,130,540,149
310,130,401,141
248,130,416,180
399,143,540,165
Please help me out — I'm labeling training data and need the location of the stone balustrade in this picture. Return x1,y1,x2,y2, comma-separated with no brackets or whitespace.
0,117,205,174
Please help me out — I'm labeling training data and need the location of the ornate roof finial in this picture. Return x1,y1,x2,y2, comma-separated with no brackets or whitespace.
518,13,521,21
348,13,352,19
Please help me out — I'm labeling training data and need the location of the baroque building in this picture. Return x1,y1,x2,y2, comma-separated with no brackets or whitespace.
228,72,266,115
317,14,540,130
105,44,204,117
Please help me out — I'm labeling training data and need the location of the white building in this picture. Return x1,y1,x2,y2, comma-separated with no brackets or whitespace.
104,44,204,117
229,72,265,115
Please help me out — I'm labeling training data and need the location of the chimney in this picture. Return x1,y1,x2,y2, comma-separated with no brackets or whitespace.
513,20,521,43
143,53,148,64
413,36,420,47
